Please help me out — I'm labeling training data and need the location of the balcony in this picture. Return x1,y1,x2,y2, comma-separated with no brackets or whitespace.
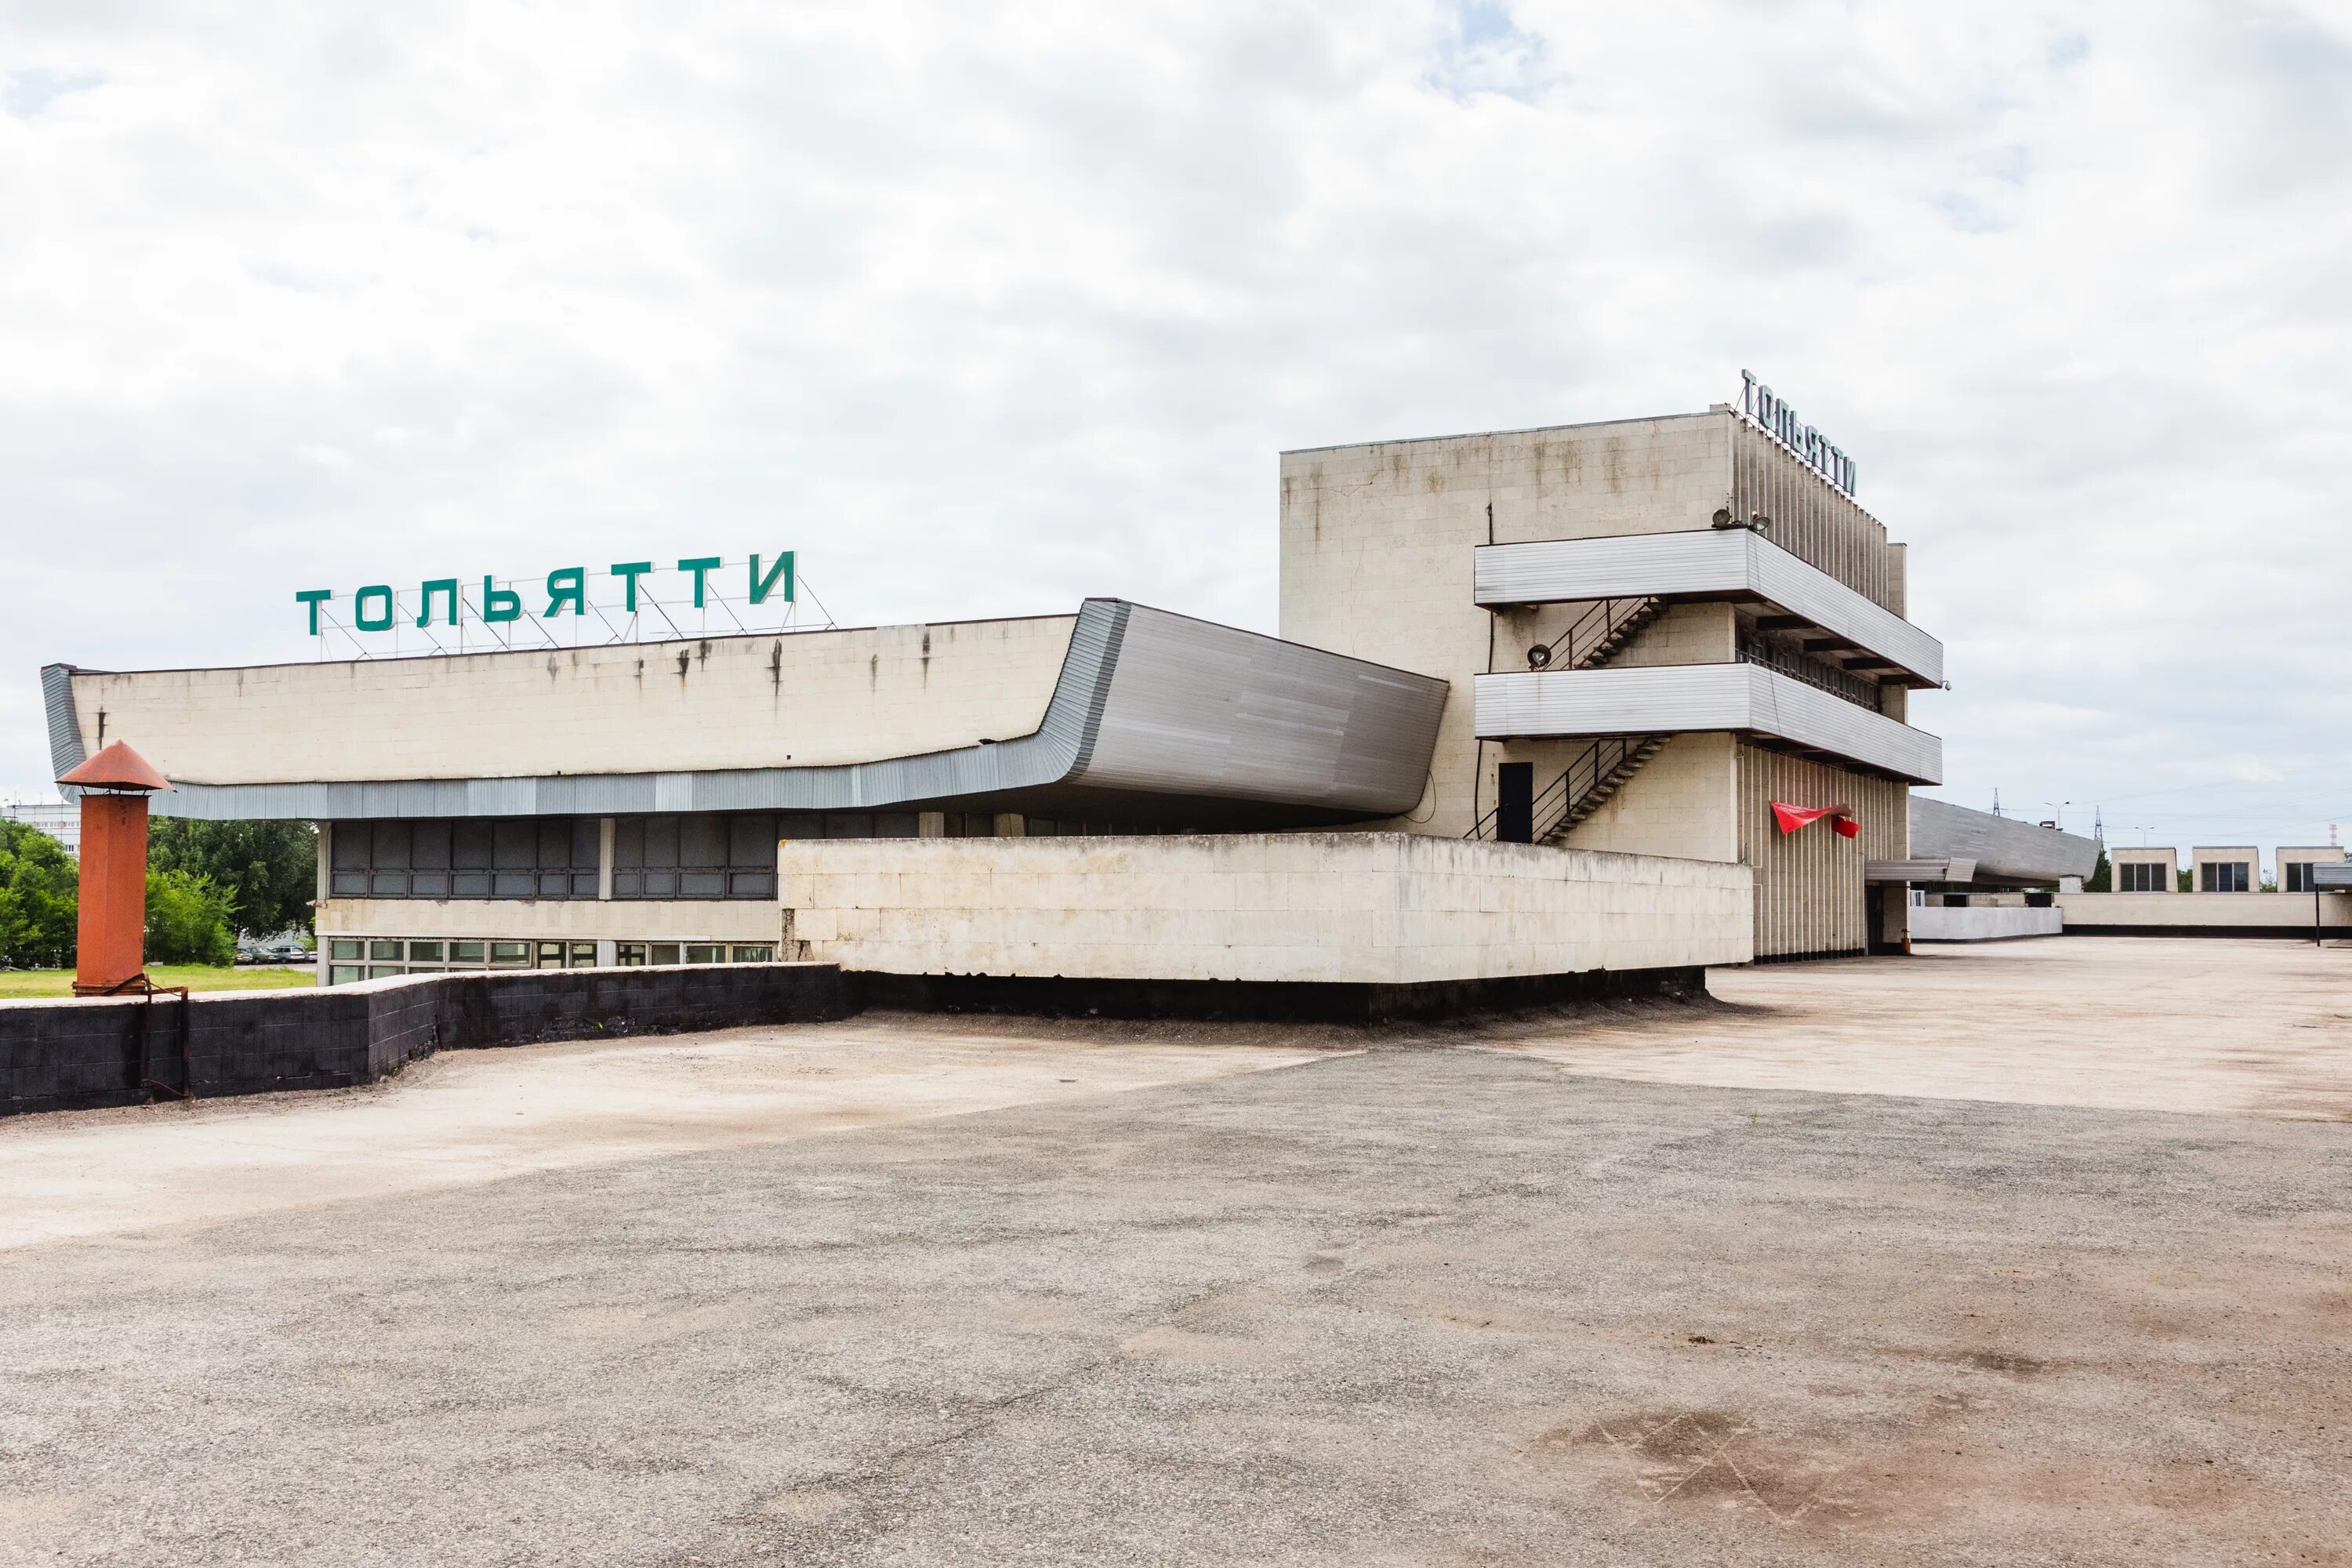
1473,528,1943,689
1472,662,1943,784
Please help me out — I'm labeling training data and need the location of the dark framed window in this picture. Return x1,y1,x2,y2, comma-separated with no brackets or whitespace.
328,816,597,901
2200,861,2249,893
612,813,779,901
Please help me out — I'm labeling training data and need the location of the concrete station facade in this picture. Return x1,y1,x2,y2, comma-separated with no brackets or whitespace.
41,387,1944,999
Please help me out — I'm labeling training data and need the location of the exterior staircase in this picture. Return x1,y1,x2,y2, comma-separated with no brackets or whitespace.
1467,596,1674,844
1570,596,1663,669
1542,735,1668,842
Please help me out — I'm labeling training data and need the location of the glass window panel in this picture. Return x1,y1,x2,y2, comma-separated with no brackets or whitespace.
372,820,412,869
825,813,873,839
728,870,775,899
644,869,677,898
617,942,648,966
684,944,724,964
490,941,530,965
453,820,494,869
876,812,919,839
369,940,403,960
680,869,727,898
330,939,364,960
612,870,644,898
536,942,565,967
368,871,408,897
412,820,452,870
570,942,597,966
538,819,570,869
644,815,680,869
409,871,449,898
408,941,445,962
328,964,362,985
492,871,535,898
728,815,774,867
452,940,486,963
331,824,369,869
538,869,571,898
614,816,645,869
731,944,775,963
680,815,725,868
367,965,401,980
572,870,599,897
330,871,369,897
650,943,681,965
569,818,597,872
492,820,535,870
452,870,492,898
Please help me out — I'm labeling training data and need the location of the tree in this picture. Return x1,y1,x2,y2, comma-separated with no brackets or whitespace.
144,869,237,966
147,818,317,935
0,819,78,968
2085,851,2111,892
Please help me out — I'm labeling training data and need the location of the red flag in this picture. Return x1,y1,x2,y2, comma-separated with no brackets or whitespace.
1772,801,1859,837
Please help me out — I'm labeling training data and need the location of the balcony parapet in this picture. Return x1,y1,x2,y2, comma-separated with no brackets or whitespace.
1472,662,1943,785
1473,528,1944,689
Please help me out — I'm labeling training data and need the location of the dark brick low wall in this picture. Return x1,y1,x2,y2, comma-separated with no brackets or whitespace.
0,964,857,1117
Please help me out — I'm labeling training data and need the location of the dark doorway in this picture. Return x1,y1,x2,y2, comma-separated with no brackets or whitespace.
1497,762,1534,844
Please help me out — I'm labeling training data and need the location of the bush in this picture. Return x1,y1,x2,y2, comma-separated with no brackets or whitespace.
147,818,317,935
0,819,78,967
146,869,238,966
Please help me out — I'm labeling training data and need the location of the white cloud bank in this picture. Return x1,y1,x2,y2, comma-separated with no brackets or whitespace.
3,1,2348,844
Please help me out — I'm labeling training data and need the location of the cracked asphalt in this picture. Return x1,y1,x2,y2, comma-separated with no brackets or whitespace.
4,1032,2350,1565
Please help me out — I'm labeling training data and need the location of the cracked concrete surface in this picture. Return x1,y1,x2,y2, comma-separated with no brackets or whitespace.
2,943,2350,1565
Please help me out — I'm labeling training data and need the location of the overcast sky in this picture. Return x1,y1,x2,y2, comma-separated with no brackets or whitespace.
5,2,2349,854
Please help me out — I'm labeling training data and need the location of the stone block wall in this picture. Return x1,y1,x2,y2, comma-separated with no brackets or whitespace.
780,832,1753,985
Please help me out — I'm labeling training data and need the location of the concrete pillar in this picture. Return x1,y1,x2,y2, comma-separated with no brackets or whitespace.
315,822,332,986
993,813,1026,837
597,817,615,900
594,938,618,967
918,811,946,839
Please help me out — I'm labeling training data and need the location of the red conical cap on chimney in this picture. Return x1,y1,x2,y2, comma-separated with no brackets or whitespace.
59,740,174,793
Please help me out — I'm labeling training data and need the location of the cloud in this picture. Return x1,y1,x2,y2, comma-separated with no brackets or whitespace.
0,0,2347,849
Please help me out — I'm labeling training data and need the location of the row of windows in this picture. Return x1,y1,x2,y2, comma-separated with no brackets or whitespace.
323,936,775,985
2114,861,2339,891
332,812,1183,902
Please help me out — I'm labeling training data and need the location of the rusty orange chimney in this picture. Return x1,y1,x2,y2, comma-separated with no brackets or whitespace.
58,741,173,996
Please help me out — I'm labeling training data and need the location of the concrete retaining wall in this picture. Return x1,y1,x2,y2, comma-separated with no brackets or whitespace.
0,963,855,1117
2056,891,2352,938
781,831,1754,985
1911,905,2063,942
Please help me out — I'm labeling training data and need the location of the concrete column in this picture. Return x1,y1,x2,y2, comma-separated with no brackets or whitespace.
314,821,332,987
918,811,946,839
597,817,615,900
594,938,618,968
993,813,1026,837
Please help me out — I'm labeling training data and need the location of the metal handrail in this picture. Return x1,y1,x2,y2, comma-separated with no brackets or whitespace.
1734,631,1881,709
1466,735,1643,842
1526,597,1656,671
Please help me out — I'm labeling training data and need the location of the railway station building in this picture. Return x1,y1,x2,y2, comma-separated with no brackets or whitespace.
41,385,1944,1004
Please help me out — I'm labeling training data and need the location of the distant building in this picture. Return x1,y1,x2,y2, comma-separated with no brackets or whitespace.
0,799,77,857
1891,798,2099,940
2191,846,2259,894
2109,846,2176,893
2279,847,2347,893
